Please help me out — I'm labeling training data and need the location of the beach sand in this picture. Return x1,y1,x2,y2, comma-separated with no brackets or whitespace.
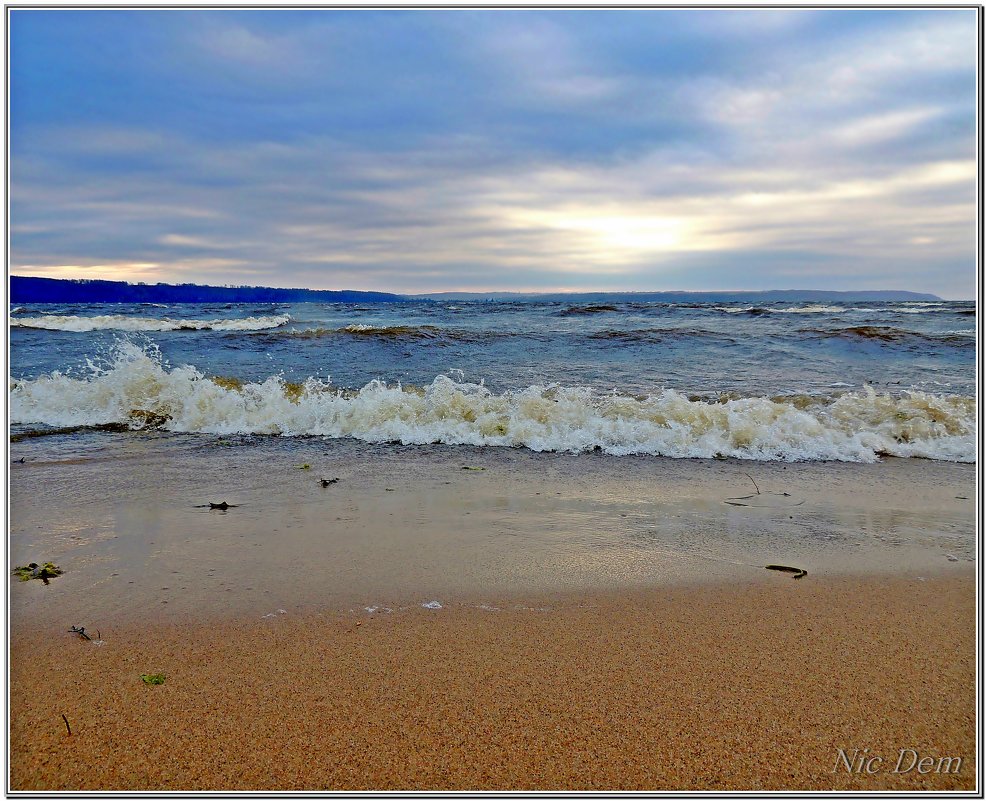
8,439,978,790
10,574,975,791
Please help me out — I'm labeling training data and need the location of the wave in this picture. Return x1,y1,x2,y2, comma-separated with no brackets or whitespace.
804,325,975,347
772,305,847,314
252,324,516,344
557,305,619,316
342,323,443,339
9,342,974,463
714,306,772,315
847,303,972,315
714,304,964,316
10,314,291,332
718,304,869,315
712,305,848,314
587,328,734,344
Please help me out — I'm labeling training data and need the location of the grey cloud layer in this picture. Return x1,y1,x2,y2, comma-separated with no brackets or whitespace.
10,9,977,296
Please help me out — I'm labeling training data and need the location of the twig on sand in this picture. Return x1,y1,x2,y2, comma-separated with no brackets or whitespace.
745,473,760,495
69,625,92,641
61,714,71,735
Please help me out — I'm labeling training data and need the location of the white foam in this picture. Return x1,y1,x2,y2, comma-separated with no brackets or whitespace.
10,314,290,332
713,305,846,314
773,305,846,314
421,601,443,610
9,342,976,463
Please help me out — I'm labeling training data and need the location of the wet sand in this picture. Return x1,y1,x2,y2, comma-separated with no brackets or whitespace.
10,574,975,791
8,437,978,790
8,435,976,624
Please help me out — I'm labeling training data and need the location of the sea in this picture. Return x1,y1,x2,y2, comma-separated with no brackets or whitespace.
9,298,977,463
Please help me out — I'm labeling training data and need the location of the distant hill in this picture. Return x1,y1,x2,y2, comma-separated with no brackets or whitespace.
414,289,942,302
10,276,408,304
9,277,942,304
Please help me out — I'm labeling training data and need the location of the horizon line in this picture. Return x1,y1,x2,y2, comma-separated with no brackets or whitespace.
8,275,962,300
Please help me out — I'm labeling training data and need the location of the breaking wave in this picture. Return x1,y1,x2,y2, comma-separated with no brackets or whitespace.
712,305,852,314
10,314,291,332
715,304,856,315
771,305,847,314
715,306,770,315
9,342,975,463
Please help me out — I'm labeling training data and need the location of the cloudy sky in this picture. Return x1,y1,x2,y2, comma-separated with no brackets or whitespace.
9,9,978,297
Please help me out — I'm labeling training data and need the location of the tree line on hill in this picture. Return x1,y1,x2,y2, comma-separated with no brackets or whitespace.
10,276,408,304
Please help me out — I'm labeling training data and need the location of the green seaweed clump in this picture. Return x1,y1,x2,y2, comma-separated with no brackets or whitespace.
13,562,63,584
141,673,167,685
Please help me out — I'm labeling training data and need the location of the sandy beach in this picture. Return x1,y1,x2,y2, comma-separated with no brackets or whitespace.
8,438,977,791
10,574,975,791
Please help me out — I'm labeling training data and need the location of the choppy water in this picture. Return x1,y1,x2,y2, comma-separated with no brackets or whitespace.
9,299,977,462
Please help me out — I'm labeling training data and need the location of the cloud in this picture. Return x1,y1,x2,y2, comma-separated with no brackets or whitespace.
201,24,285,66
464,15,623,106
8,9,979,297
11,123,975,293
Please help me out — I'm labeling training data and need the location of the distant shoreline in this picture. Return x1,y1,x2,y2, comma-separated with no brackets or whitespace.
9,275,943,304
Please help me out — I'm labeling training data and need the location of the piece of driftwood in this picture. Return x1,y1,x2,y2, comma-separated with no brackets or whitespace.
765,564,808,579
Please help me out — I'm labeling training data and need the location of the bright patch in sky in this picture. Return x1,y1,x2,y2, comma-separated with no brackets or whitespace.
9,9,978,296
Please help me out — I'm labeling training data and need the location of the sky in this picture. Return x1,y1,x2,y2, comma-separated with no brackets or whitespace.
9,9,979,297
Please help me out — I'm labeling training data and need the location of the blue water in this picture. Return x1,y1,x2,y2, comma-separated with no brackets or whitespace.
9,299,977,462
10,299,976,397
